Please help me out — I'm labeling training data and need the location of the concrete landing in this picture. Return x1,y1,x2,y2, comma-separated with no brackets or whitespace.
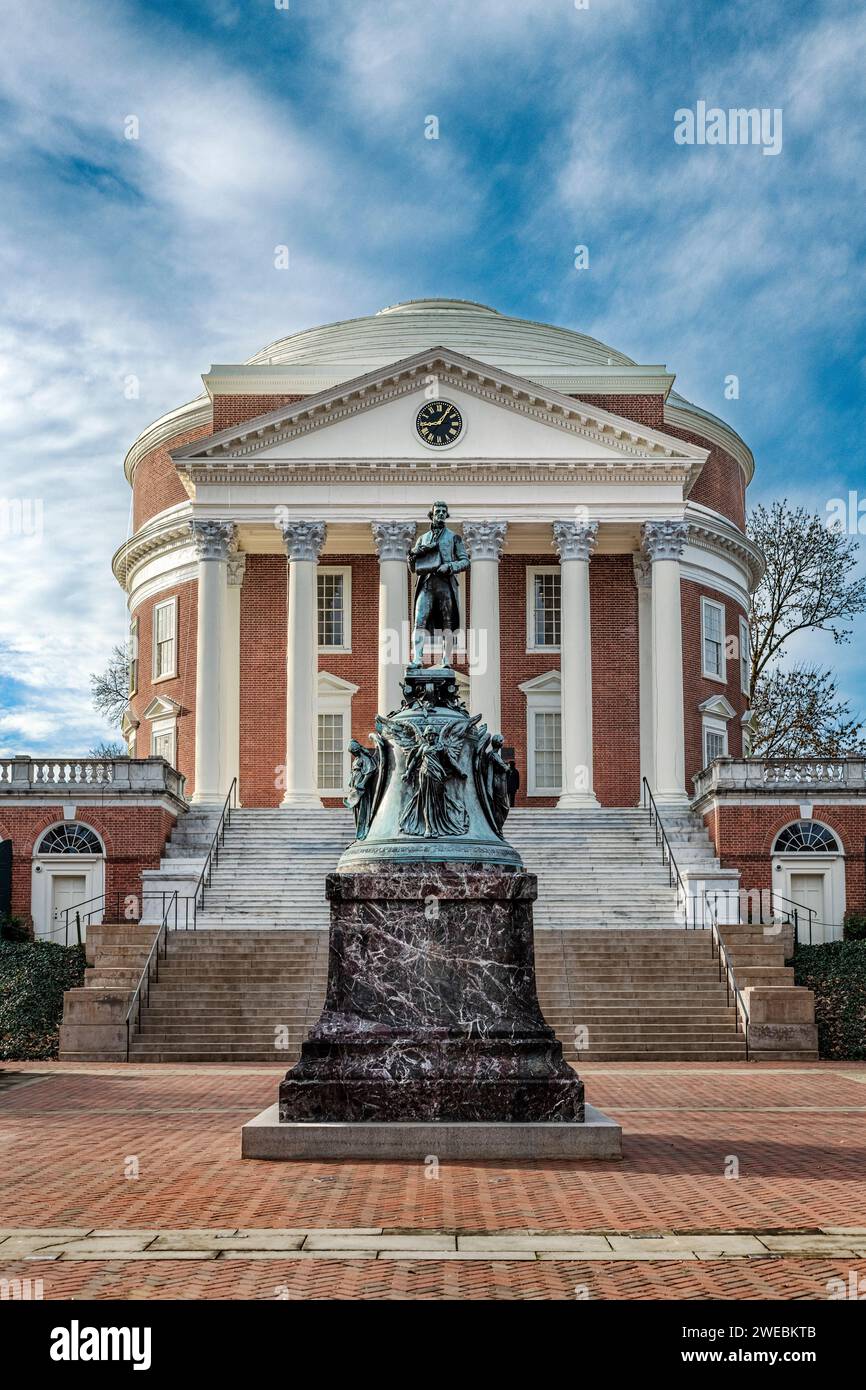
241,1103,623,1161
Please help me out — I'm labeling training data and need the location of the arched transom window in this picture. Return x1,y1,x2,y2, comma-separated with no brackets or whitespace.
37,823,103,855
773,821,840,854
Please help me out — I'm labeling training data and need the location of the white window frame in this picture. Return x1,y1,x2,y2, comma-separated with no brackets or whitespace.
739,616,750,696
701,596,726,683
702,715,729,767
519,670,563,796
526,566,562,653
316,672,359,796
152,596,178,682
150,718,177,766
317,566,352,653
129,615,139,697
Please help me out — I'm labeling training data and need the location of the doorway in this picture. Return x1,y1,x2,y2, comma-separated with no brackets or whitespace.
50,874,87,943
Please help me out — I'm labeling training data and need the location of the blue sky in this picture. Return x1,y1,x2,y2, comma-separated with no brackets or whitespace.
0,0,864,753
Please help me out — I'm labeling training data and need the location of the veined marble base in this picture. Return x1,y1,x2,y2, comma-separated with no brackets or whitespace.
279,862,584,1124
242,1104,622,1160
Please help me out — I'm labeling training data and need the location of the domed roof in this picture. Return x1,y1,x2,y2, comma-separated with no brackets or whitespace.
248,298,637,372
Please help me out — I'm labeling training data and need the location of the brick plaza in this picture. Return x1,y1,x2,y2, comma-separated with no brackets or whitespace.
2,1060,864,1301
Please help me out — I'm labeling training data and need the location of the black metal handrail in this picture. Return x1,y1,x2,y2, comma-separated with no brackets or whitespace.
704,886,817,948
702,890,750,1059
193,779,238,914
58,889,142,946
640,778,689,926
124,891,179,1062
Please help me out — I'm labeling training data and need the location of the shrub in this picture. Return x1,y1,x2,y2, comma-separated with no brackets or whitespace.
793,940,866,1060
843,910,866,942
0,940,86,1060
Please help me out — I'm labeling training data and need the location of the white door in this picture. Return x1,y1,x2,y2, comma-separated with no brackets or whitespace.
50,874,87,944
789,873,825,945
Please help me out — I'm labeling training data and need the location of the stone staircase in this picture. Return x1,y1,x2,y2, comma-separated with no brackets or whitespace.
534,930,746,1061
128,930,328,1062
117,803,757,1062
194,809,355,930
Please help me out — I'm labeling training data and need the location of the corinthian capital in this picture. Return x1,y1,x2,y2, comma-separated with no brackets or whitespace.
189,519,235,562
371,520,417,563
462,520,507,562
641,519,690,562
552,519,598,563
281,520,326,562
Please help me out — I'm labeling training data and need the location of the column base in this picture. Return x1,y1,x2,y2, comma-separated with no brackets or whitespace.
190,791,224,808
556,791,600,809
280,791,325,809
650,790,691,810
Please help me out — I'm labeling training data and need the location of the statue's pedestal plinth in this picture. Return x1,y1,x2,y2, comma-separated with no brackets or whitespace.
242,863,622,1159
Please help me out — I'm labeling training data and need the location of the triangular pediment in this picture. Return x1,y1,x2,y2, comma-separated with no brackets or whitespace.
518,670,561,696
698,694,737,720
142,695,183,721
172,348,707,477
318,671,360,697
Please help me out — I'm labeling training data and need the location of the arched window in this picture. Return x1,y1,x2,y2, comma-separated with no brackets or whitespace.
37,823,104,855
773,821,840,854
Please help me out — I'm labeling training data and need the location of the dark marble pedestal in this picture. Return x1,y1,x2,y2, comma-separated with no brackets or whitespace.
278,863,584,1124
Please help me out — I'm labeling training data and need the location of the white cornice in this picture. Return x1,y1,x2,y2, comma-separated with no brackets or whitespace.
201,363,677,398
685,506,764,589
113,505,194,589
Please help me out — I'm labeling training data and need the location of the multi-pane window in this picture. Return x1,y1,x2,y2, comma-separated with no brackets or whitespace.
739,617,750,696
318,571,346,649
532,571,561,648
533,710,562,792
317,712,344,791
703,723,728,766
129,617,139,696
153,599,176,680
701,598,725,680
151,729,175,764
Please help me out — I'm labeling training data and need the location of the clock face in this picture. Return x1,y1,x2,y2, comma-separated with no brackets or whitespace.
416,399,463,448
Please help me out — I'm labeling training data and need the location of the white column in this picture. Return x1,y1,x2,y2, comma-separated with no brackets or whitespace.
463,520,507,732
633,554,655,798
641,520,690,805
280,520,326,809
552,520,599,808
221,551,246,802
371,520,417,715
189,520,235,806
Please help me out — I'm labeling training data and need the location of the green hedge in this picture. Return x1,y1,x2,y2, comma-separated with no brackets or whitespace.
793,941,866,1061
0,940,86,1060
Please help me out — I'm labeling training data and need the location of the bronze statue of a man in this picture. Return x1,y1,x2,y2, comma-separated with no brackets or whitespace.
408,501,469,667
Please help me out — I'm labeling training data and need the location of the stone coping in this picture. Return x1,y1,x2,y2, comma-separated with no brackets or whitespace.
3,1226,864,1262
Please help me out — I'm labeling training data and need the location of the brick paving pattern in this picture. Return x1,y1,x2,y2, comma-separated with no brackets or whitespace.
2,1061,864,1300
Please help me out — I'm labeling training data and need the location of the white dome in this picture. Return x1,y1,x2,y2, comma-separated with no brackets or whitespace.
249,298,636,373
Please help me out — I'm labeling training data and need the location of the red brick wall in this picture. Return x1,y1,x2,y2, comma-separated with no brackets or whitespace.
237,554,382,808
590,555,641,805
0,806,176,931
703,804,866,914
131,423,209,531
319,555,379,808
575,393,665,430
239,555,287,807
664,421,746,530
499,555,558,807
681,578,748,789
129,582,198,793
212,394,304,432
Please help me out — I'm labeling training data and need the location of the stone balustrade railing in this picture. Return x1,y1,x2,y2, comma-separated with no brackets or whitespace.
693,756,866,802
0,756,187,804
